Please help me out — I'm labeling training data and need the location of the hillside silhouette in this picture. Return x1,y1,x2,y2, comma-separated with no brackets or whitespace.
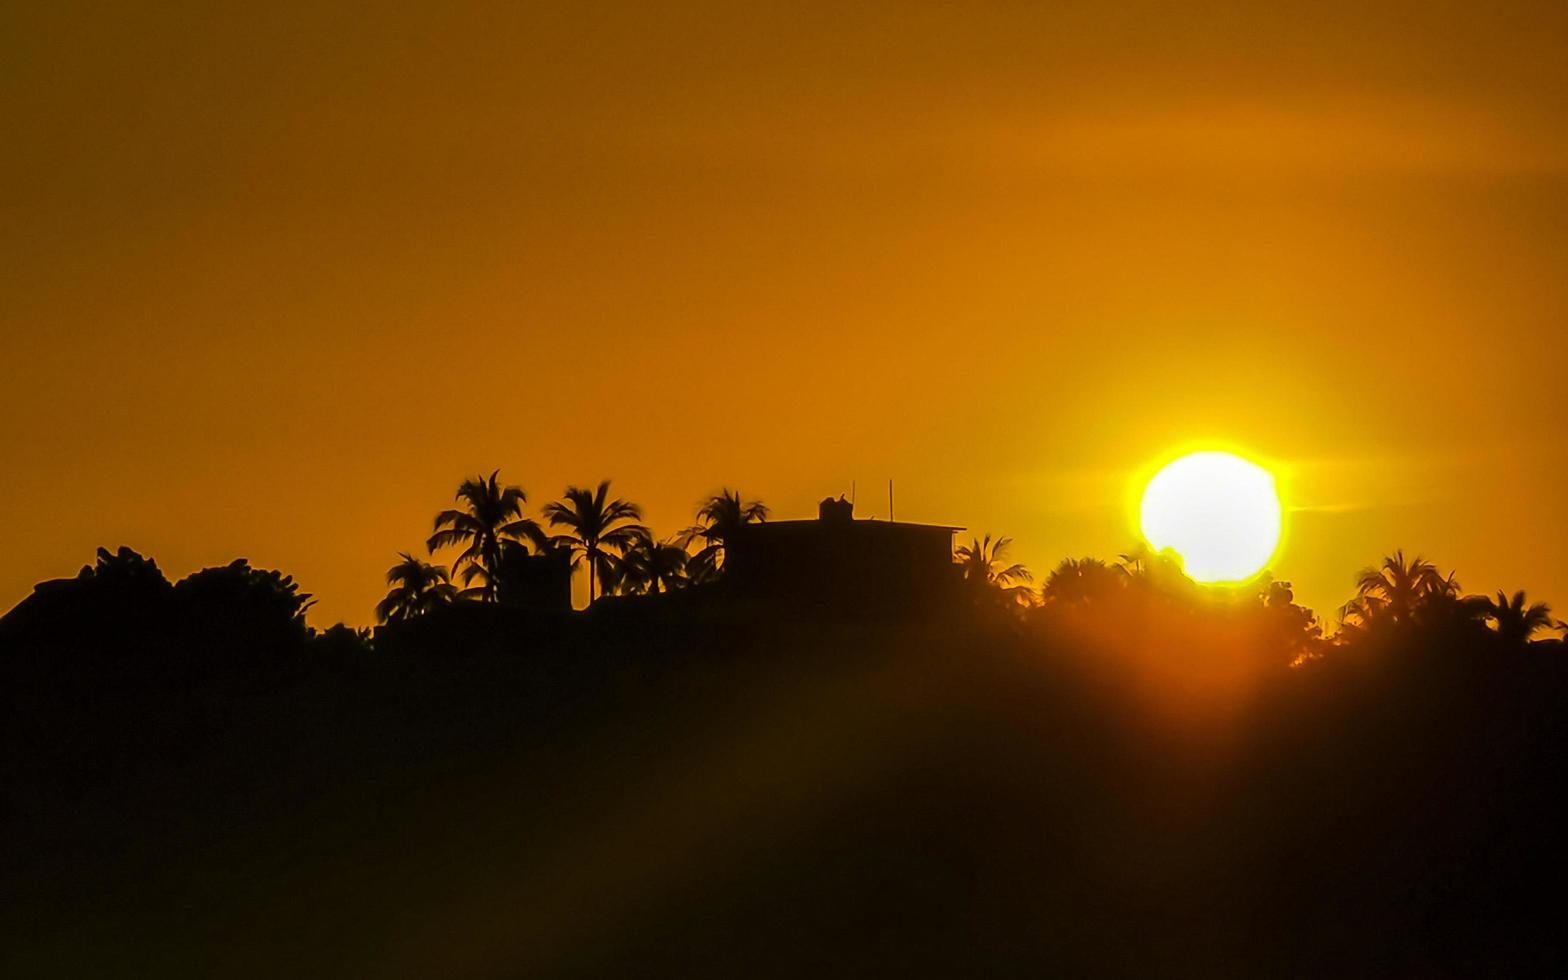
3,475,1567,977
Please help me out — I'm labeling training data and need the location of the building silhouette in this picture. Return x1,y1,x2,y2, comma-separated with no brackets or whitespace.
722,497,961,614
496,548,573,613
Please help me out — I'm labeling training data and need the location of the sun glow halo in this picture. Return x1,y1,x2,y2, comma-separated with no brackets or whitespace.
1139,451,1283,584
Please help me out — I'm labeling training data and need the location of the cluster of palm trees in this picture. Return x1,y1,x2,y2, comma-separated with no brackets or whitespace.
378,474,1563,650
377,473,768,622
1339,550,1558,646
955,540,1562,649
957,541,1191,610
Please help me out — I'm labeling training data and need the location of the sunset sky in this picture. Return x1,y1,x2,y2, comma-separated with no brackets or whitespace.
4,2,1566,625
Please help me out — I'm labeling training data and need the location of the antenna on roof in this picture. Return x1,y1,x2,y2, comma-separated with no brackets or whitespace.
851,480,856,507
889,479,894,523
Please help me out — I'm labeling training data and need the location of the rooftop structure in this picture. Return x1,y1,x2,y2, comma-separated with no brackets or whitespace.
722,497,962,613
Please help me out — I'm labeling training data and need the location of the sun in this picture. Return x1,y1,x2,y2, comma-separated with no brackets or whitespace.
1138,450,1283,584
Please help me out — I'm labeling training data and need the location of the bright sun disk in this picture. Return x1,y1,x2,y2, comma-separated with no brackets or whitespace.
1139,451,1282,583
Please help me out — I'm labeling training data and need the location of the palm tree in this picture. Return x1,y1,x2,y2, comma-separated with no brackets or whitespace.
376,553,457,623
680,489,768,582
1484,590,1555,648
1041,557,1121,606
1420,572,1491,634
542,480,647,603
1114,545,1150,580
955,534,1034,608
1340,550,1449,627
427,471,542,602
1111,543,1187,594
615,530,690,595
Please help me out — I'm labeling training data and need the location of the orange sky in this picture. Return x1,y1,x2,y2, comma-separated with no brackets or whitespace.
3,1,1566,625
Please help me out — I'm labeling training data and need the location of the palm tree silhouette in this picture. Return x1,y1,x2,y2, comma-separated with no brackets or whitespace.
1340,550,1449,626
955,534,1034,608
1421,572,1491,634
1111,543,1188,593
680,489,769,582
376,553,457,623
426,471,543,602
614,530,690,595
1484,590,1555,647
542,480,647,603
1114,546,1149,579
1041,557,1122,606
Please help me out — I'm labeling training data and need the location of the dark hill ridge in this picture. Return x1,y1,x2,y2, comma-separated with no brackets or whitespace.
3,544,1567,977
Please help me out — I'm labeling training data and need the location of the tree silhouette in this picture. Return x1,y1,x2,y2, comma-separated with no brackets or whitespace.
1114,546,1149,579
680,489,768,583
173,559,315,650
175,560,314,619
542,480,647,603
955,535,1033,608
314,622,373,657
613,530,690,595
376,553,457,623
1110,543,1191,596
1420,574,1491,635
1261,580,1325,664
78,546,170,592
1484,590,1555,648
427,471,542,602
0,546,175,651
1340,550,1452,627
1041,557,1121,606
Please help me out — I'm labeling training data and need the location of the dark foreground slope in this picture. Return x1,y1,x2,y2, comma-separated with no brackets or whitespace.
4,598,1567,978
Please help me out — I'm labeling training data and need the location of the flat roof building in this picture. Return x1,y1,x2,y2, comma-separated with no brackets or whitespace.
722,497,962,614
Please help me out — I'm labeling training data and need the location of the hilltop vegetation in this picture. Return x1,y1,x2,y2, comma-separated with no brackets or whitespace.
2,473,1565,977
